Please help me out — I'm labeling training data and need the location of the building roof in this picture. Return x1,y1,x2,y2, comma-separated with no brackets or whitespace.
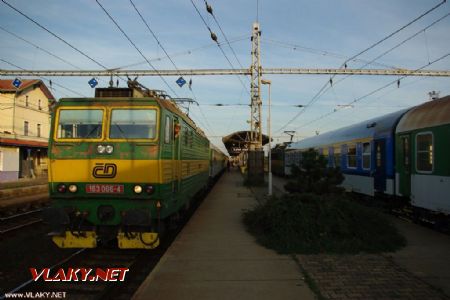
396,95,450,133
0,79,55,100
222,131,270,156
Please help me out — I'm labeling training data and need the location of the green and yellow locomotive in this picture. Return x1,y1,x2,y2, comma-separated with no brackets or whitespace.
45,82,226,249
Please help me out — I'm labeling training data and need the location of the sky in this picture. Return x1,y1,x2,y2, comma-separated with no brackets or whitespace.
1,0,449,153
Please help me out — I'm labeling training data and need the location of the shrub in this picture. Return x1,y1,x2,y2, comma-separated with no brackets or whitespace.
243,193,406,254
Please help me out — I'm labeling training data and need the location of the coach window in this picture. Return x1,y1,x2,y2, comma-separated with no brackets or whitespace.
402,136,410,167
362,142,370,170
334,147,341,168
164,116,171,144
347,145,357,168
416,132,433,173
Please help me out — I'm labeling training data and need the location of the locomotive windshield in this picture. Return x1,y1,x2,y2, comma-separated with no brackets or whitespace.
109,109,157,139
56,109,103,139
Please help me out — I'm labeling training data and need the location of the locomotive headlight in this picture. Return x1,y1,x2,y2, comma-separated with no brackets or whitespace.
134,185,143,194
68,184,78,193
105,145,114,154
97,144,106,154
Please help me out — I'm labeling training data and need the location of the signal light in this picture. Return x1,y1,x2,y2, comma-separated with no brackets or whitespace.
145,185,155,194
57,184,67,193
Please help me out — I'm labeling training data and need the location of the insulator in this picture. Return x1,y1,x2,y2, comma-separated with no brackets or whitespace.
210,31,218,42
206,3,213,14
329,78,333,86
397,79,400,88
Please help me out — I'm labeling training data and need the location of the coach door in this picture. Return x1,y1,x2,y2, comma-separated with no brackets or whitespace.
374,139,386,192
398,135,411,197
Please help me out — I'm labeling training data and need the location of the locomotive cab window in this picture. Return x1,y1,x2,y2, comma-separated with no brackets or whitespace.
109,109,157,139
56,109,103,139
362,142,371,170
416,132,433,173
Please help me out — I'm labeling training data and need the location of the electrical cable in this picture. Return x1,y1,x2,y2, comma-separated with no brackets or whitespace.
0,25,81,70
129,0,215,136
0,58,85,97
1,0,109,70
96,0,178,97
293,51,450,132
275,0,448,133
190,0,250,96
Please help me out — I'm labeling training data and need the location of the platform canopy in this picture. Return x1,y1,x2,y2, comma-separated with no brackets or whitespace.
222,131,270,156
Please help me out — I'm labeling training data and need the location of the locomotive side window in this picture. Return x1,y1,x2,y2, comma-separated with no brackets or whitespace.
165,116,171,144
416,132,433,173
362,142,370,170
57,109,103,139
110,109,157,139
347,145,357,168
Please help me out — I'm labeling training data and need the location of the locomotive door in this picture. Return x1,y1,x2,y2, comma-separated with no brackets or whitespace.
172,117,181,194
374,139,386,192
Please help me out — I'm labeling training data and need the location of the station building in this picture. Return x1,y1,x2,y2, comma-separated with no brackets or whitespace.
0,79,55,181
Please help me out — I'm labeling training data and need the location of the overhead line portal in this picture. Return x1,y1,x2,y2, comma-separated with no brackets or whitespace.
1,68,450,77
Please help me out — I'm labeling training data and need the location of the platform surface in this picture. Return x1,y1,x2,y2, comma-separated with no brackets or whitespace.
133,171,315,300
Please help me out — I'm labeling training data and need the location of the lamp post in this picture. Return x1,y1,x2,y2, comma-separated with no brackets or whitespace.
261,79,272,196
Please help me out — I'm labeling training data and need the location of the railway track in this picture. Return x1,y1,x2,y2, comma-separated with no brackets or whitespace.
2,176,217,299
0,209,43,234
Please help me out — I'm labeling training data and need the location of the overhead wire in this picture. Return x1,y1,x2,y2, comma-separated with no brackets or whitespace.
307,11,450,104
128,0,216,136
189,0,250,96
0,25,82,70
1,0,110,70
95,0,178,97
113,35,248,70
202,0,247,73
275,0,448,134
0,58,85,97
293,51,450,132
262,38,398,69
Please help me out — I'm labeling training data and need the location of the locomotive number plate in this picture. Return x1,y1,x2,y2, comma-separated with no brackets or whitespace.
86,184,124,194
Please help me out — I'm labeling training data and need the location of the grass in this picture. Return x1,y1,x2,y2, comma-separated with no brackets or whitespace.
243,193,406,254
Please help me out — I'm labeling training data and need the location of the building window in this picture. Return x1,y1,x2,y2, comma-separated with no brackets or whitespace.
362,142,371,170
164,116,171,144
24,121,29,136
26,95,29,107
37,124,41,137
347,145,356,168
416,132,433,172
38,99,42,110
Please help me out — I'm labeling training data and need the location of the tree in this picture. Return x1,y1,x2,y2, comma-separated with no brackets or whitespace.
284,148,344,194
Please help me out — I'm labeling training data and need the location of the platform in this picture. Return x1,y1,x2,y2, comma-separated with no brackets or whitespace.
132,170,315,300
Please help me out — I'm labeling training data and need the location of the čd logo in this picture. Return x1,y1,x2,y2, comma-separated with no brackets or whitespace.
93,163,117,178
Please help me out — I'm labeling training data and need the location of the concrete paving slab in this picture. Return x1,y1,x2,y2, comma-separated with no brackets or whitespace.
133,171,315,300
389,218,450,296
